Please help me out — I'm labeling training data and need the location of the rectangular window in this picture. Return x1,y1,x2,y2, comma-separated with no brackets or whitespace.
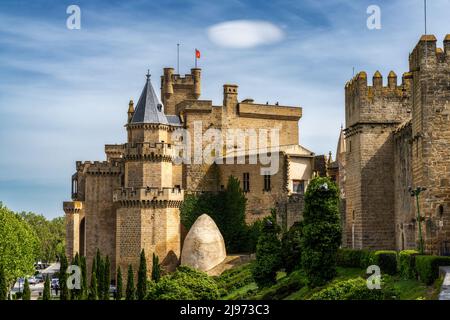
243,173,250,192
264,174,271,191
293,180,305,194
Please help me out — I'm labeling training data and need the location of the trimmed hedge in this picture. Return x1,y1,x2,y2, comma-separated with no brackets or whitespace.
398,250,419,279
373,251,397,275
309,277,398,300
415,255,450,285
336,248,374,269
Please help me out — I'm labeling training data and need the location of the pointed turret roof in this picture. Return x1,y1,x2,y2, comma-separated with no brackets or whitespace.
131,71,169,124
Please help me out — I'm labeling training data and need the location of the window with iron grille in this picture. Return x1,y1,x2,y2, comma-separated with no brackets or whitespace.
243,172,250,192
264,174,271,191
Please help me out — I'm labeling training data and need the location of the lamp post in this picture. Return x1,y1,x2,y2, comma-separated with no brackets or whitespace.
409,186,427,255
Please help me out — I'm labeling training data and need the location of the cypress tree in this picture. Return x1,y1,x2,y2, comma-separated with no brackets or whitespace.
95,249,103,299
88,271,98,300
71,253,80,300
43,275,51,300
222,176,247,252
103,256,110,300
0,265,7,300
251,212,282,287
80,256,88,299
137,250,147,300
125,265,135,300
59,254,70,300
151,253,160,283
300,177,342,287
116,266,123,300
22,278,31,300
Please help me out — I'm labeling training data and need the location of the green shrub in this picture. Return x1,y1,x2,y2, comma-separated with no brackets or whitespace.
251,270,307,300
309,277,398,300
300,177,342,287
373,251,397,275
415,255,450,285
398,250,419,279
214,263,254,295
360,250,376,269
281,222,303,274
147,266,219,300
252,212,282,288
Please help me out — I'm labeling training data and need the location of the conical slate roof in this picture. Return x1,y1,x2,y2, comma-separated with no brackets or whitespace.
131,72,169,124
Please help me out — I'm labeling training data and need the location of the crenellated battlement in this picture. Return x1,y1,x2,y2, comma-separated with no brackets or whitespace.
409,35,450,71
345,70,412,127
113,187,184,206
161,67,201,112
123,142,175,161
345,70,412,100
75,160,122,175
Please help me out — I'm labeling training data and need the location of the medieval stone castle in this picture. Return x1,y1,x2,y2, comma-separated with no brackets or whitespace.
63,66,317,277
339,35,450,255
64,34,450,281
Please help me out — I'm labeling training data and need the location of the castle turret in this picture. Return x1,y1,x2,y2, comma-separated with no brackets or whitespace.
160,67,202,115
191,68,201,99
127,99,134,123
223,84,238,111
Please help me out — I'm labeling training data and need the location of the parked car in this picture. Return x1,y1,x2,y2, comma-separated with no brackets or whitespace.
27,277,37,285
35,274,44,283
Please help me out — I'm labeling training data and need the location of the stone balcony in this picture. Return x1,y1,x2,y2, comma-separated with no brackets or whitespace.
113,187,184,203
63,201,84,214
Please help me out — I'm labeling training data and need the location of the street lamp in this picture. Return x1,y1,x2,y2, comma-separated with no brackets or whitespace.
409,186,427,255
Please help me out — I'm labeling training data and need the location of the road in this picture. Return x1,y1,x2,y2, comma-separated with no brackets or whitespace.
10,262,60,300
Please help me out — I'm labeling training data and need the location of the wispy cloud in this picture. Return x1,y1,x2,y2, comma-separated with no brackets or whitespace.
207,20,285,48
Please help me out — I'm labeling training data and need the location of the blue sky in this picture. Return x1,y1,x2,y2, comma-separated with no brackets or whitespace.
1,0,449,218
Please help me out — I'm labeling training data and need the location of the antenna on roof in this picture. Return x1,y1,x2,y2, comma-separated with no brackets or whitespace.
424,0,427,35
177,43,180,74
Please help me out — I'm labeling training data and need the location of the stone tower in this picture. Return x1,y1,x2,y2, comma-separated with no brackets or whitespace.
114,72,183,277
409,35,450,253
344,70,411,250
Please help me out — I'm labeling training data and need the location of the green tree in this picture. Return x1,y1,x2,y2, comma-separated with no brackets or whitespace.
126,265,135,300
0,204,39,288
103,256,110,300
300,177,342,287
137,250,147,300
116,266,123,300
70,253,81,300
251,211,282,287
22,278,31,300
80,256,88,299
88,271,98,300
0,265,7,300
151,253,160,283
43,275,51,300
18,212,65,262
179,176,248,253
281,221,304,274
95,249,103,298
220,176,247,252
59,253,70,300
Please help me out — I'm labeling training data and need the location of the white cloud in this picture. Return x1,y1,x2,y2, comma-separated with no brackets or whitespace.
207,20,285,48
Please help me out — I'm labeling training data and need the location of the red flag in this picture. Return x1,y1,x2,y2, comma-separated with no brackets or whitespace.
195,49,201,59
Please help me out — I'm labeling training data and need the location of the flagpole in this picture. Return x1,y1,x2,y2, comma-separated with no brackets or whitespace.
195,48,197,68
177,43,180,74
424,0,427,35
